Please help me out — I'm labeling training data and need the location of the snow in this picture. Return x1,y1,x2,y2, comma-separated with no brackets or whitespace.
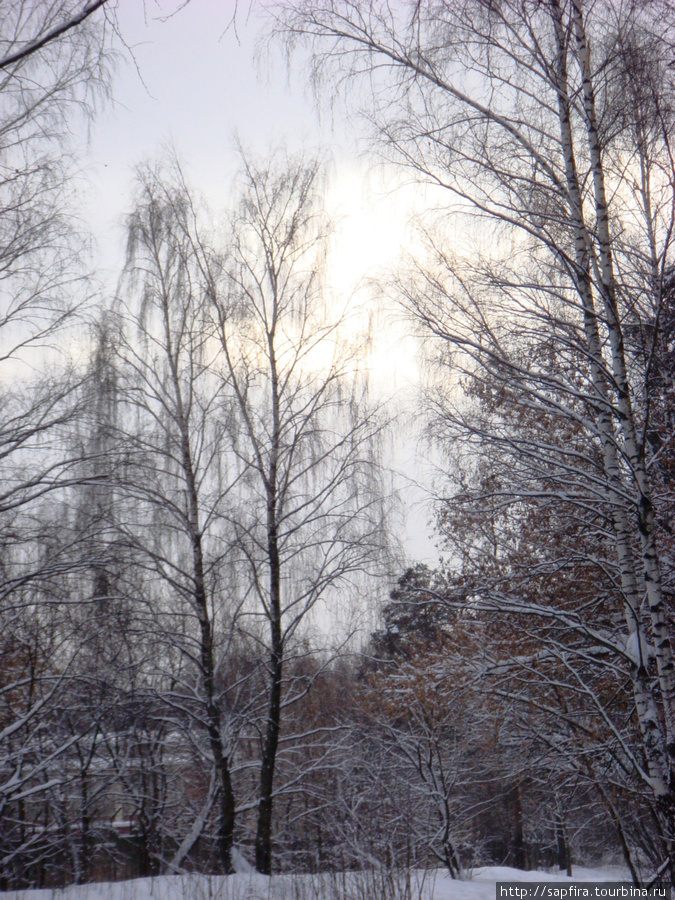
1,865,632,900
625,631,655,667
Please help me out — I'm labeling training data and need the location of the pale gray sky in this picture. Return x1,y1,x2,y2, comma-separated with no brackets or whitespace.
83,0,351,265
79,0,441,565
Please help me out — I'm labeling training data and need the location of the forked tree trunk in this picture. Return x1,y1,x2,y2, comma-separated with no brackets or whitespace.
570,0,675,759
552,0,675,862
167,303,237,875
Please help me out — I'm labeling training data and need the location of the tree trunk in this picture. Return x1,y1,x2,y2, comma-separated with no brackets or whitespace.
569,1,675,859
255,481,283,874
511,784,526,870
175,352,236,874
551,0,674,841
192,518,236,875
554,814,571,877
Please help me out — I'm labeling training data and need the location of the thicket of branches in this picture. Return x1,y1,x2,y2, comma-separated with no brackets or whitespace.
275,0,675,881
2,0,675,889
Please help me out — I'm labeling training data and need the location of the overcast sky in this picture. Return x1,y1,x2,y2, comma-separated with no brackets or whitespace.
79,0,441,565
85,1,361,267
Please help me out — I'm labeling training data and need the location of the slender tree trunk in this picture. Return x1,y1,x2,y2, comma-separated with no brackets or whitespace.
193,528,236,875
511,783,526,870
79,781,90,884
165,296,237,874
255,328,283,876
592,776,641,885
554,811,571,877
254,588,283,874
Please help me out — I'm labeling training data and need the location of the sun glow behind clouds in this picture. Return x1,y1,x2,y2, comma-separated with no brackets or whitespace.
321,164,439,564
323,163,426,396
325,165,408,297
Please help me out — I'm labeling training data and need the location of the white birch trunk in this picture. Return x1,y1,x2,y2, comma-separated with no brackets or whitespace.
571,0,675,765
552,0,672,805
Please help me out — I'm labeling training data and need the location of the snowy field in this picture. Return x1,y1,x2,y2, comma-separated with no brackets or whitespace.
1,865,631,900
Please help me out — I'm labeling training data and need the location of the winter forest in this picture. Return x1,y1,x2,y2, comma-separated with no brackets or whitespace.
2,0,675,894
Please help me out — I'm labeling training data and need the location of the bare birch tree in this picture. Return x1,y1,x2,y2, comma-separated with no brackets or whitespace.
202,152,388,874
113,161,242,874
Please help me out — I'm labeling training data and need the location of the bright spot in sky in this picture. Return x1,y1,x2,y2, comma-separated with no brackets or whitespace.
324,165,431,393
325,167,408,297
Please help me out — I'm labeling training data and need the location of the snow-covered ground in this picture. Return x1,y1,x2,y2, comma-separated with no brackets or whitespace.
2,865,631,900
